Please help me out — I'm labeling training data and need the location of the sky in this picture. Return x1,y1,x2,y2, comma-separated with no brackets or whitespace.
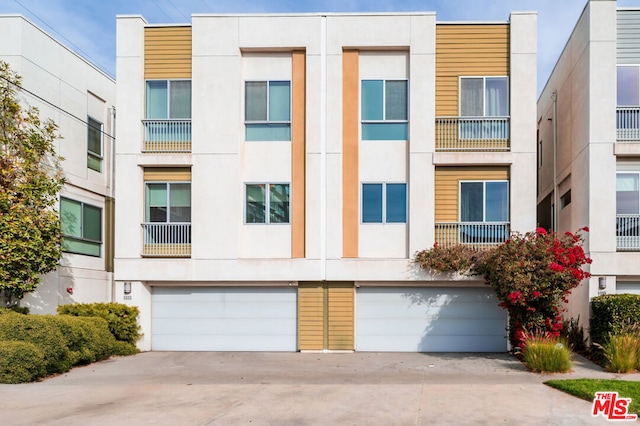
2,0,640,95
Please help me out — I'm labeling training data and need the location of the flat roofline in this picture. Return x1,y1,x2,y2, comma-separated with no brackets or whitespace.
0,14,115,82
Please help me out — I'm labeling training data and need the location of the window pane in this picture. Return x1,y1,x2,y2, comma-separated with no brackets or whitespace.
618,67,640,106
60,198,82,238
485,77,509,116
361,80,384,121
83,204,102,241
146,81,168,119
269,81,291,122
145,183,167,222
362,184,383,223
460,78,483,116
169,183,191,222
386,183,407,223
485,181,509,221
270,184,290,223
62,238,100,257
87,155,102,173
245,82,267,121
169,80,191,119
460,182,484,222
245,123,292,141
617,173,640,214
246,184,266,223
87,118,101,155
361,123,408,141
385,80,408,120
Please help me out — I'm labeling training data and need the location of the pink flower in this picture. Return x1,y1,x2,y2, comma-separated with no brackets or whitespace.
536,227,548,235
532,291,541,298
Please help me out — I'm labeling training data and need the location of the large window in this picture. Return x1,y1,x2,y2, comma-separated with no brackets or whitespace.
146,80,192,119
460,77,509,140
362,183,407,223
87,117,102,172
145,183,191,223
245,183,290,224
245,81,291,141
60,198,102,257
460,181,509,222
361,79,408,140
618,66,640,107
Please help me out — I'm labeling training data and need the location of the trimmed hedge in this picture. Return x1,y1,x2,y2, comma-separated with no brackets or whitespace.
0,341,46,383
57,303,141,345
591,293,640,346
45,315,115,365
0,313,72,375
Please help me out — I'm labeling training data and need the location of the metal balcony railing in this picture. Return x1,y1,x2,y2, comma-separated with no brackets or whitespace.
617,107,640,142
435,116,510,151
435,222,510,249
617,214,640,251
142,119,192,152
141,222,191,257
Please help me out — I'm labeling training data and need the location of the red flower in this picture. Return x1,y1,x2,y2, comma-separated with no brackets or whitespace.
536,227,548,235
532,290,540,298
580,226,589,232
549,262,565,272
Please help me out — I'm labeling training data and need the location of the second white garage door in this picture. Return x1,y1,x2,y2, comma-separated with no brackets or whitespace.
356,287,507,352
151,287,297,351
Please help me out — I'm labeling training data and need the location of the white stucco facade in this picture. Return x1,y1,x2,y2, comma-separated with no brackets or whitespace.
0,15,116,313
115,12,537,351
537,0,640,331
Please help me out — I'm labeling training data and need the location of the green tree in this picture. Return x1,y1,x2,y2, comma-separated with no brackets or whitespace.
0,61,64,304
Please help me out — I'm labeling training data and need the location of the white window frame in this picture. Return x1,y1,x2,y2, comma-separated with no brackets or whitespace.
244,80,292,126
360,79,409,125
244,182,291,225
145,79,192,119
360,182,408,224
458,180,509,222
458,76,509,117
144,181,192,224
617,65,640,107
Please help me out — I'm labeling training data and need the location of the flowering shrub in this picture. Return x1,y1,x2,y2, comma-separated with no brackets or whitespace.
414,243,477,273
415,227,592,350
477,227,591,349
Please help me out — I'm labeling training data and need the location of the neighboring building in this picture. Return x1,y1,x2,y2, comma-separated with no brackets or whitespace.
0,15,116,313
537,0,640,329
115,12,537,352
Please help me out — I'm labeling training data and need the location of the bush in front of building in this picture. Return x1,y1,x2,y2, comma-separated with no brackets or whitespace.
0,340,46,383
599,328,640,374
57,302,142,347
45,315,117,365
0,312,72,376
590,294,640,347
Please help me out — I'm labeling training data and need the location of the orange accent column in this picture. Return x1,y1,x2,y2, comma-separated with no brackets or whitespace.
292,50,306,258
342,50,359,258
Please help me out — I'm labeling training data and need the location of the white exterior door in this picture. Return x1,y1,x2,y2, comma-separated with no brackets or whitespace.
356,287,507,352
151,287,297,351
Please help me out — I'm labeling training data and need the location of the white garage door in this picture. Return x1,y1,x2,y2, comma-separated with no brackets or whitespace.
152,287,297,351
617,282,640,295
356,287,507,352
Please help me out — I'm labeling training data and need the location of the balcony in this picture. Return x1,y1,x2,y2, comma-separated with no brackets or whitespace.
435,117,509,151
617,214,640,251
435,222,510,250
142,120,192,152
141,223,191,257
617,107,640,142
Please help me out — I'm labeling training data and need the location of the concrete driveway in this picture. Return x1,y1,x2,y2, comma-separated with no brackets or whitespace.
1,351,637,425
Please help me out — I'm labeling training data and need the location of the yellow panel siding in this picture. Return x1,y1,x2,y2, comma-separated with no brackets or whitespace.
143,167,191,182
144,26,192,79
435,24,509,116
342,50,359,258
327,283,354,350
298,283,325,350
434,166,509,222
